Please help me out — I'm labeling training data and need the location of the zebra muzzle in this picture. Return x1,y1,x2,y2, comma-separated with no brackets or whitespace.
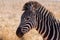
16,27,24,38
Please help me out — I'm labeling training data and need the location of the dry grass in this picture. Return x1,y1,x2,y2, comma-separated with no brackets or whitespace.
0,0,60,40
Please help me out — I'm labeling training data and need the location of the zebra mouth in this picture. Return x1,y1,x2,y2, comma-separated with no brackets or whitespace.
16,32,24,38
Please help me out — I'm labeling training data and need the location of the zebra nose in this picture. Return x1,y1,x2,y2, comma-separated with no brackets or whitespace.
16,27,24,38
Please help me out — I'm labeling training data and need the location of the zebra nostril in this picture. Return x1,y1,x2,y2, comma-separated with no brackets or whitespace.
26,17,30,20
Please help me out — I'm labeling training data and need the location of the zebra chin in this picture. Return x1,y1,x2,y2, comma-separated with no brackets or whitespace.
16,32,24,38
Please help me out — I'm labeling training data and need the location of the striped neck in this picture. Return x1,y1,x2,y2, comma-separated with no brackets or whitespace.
36,5,59,40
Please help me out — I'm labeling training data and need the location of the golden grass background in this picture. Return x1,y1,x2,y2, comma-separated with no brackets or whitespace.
0,0,60,40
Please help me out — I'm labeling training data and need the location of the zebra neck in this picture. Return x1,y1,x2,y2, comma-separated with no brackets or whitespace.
36,6,59,39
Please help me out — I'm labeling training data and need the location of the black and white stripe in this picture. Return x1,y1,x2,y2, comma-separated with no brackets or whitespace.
16,1,60,40
36,3,60,40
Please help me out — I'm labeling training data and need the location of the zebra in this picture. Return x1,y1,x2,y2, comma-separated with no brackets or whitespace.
16,1,60,40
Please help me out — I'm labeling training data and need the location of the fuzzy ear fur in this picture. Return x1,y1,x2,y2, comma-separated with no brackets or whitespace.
23,1,41,11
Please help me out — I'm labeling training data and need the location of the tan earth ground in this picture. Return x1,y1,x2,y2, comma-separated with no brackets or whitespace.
0,0,60,40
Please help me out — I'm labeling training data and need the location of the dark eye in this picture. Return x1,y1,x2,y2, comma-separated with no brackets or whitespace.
24,17,30,21
26,17,30,20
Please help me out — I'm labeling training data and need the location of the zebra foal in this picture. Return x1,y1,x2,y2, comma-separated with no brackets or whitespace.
16,1,60,40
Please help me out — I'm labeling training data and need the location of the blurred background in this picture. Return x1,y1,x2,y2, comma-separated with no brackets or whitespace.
0,0,60,40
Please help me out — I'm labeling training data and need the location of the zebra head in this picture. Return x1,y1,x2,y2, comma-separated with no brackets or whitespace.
16,1,40,37
16,1,60,40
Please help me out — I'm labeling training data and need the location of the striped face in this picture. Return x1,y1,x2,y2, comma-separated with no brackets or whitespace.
16,10,37,37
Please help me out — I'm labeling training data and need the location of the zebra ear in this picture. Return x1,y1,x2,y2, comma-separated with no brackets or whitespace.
22,2,32,11
23,4,33,11
22,1,41,12
22,3,29,11
22,3,34,12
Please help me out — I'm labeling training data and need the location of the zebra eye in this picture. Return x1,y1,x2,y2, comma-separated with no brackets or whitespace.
26,17,30,20
24,17,30,21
